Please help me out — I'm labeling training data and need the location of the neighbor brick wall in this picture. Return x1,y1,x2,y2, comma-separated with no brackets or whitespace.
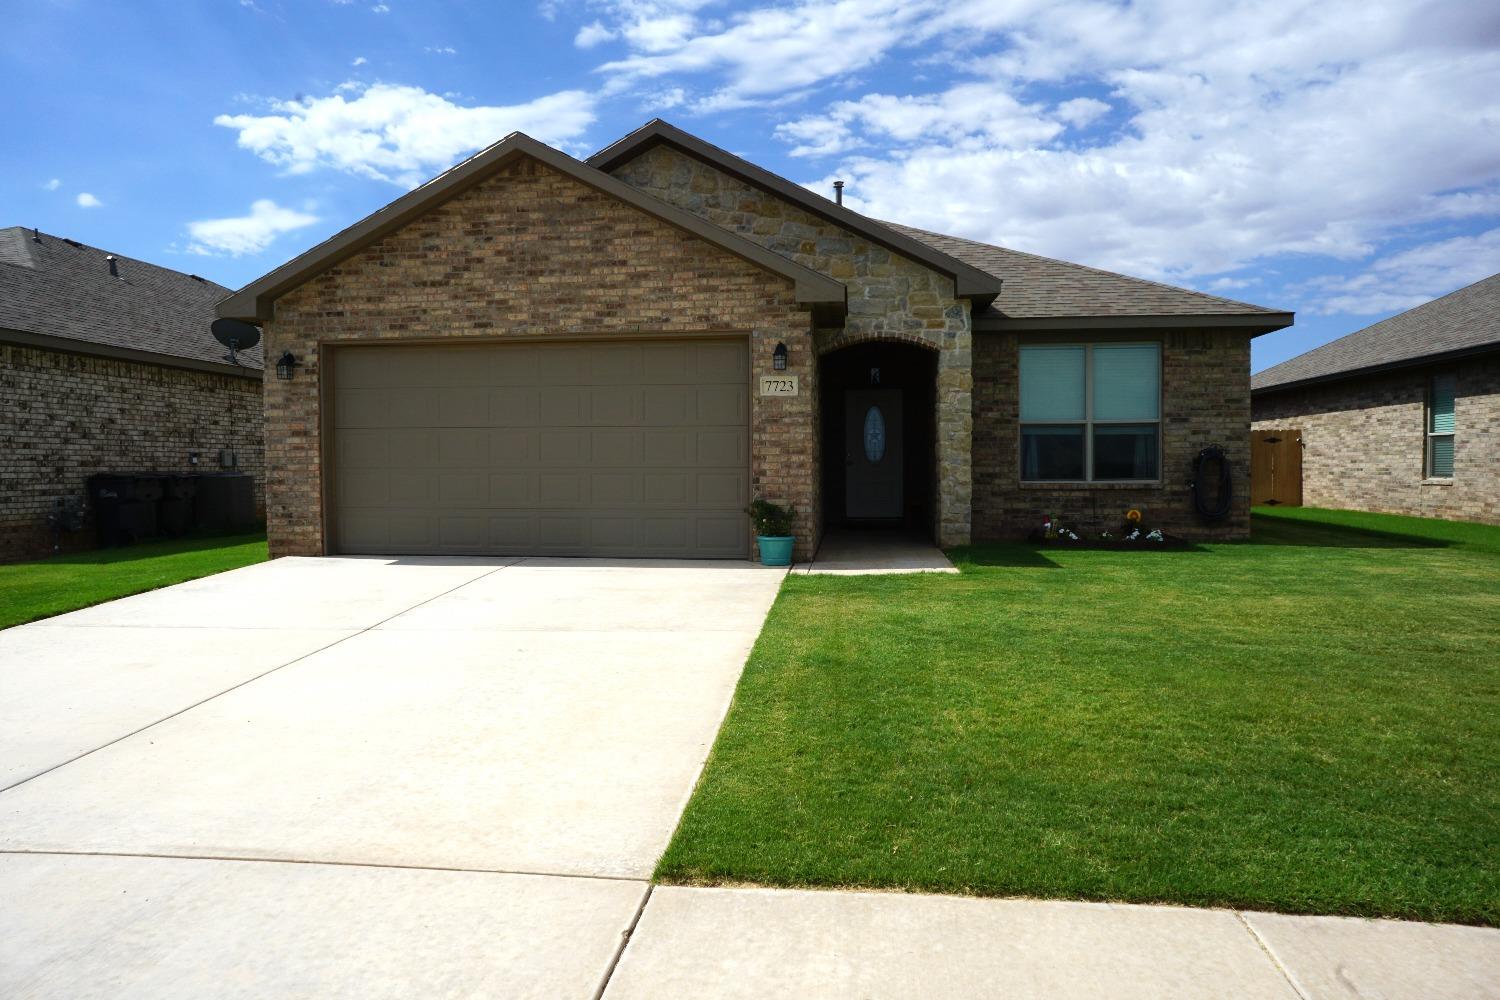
264,154,818,559
609,144,974,545
1252,354,1500,524
0,343,265,563
973,328,1253,540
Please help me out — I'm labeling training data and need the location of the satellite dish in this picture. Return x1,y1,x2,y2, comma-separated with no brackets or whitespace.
211,319,261,365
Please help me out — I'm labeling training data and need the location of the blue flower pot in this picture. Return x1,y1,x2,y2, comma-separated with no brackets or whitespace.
756,535,794,567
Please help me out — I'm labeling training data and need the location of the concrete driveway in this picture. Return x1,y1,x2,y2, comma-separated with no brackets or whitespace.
0,554,784,998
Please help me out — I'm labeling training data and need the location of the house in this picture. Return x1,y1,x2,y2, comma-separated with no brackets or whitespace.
0,227,265,562
217,120,1292,561
1252,273,1499,524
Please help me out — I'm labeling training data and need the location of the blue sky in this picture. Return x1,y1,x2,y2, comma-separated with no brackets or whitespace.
6,0,1499,372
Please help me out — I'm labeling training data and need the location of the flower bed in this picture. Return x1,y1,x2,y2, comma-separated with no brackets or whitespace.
1028,509,1191,548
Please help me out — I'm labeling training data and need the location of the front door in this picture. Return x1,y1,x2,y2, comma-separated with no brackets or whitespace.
845,388,903,519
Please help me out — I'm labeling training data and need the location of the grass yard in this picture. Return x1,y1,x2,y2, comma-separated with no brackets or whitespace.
658,507,1500,925
0,534,268,630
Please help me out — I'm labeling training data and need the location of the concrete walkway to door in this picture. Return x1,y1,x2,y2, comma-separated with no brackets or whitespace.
0,554,784,998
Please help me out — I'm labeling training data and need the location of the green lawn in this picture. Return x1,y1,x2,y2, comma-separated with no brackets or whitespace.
657,507,1500,925
0,534,269,629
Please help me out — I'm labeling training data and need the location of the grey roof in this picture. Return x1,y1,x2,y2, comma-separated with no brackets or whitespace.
0,227,258,372
886,222,1291,329
1252,273,1500,393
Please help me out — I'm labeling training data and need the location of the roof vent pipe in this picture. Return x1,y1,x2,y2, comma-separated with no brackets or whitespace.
106,254,119,278
833,180,844,206
32,227,42,243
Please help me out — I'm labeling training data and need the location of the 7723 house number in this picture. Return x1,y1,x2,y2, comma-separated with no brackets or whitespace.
759,375,799,397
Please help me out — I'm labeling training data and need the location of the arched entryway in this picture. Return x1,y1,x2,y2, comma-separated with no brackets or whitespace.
819,340,939,540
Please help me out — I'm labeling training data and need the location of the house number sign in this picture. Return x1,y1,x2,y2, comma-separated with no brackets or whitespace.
759,375,799,397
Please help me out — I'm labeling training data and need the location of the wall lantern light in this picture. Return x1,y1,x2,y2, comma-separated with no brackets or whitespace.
772,342,788,371
275,351,300,381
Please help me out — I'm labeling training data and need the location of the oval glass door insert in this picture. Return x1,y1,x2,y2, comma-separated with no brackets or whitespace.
863,405,887,463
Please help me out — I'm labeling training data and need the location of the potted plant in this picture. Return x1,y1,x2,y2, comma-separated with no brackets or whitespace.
748,498,795,567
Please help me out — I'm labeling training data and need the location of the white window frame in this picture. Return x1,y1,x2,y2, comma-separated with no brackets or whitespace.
1426,372,1456,480
1018,341,1163,484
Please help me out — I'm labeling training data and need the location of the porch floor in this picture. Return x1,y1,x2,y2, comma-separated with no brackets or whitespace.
795,528,957,576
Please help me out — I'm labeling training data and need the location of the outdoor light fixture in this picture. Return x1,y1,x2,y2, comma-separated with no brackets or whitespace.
275,351,299,381
772,342,788,371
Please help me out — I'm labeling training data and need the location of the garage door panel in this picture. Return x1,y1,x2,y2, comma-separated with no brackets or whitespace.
332,339,749,558
439,473,487,507
335,388,386,428
490,429,535,465
336,430,389,469
695,340,748,381
589,386,640,426
435,429,489,468
697,429,746,466
489,472,535,506
539,388,587,426
696,386,746,425
438,387,491,426
490,388,538,427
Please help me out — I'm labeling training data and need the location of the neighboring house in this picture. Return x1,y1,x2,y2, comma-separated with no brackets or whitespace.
0,227,265,562
218,120,1291,561
1252,273,1499,525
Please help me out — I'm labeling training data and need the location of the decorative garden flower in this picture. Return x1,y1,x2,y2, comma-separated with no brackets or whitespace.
1126,509,1142,524
1146,529,1165,542
1127,529,1140,541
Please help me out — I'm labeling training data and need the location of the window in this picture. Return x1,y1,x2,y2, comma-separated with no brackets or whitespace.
1427,373,1456,478
1019,343,1160,481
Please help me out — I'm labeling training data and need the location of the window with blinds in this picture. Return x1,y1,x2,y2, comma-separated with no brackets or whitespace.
1427,373,1456,478
1019,343,1161,482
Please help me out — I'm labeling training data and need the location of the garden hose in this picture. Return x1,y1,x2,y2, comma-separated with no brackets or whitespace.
1191,445,1233,522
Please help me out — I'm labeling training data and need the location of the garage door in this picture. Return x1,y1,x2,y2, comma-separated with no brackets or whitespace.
331,339,750,558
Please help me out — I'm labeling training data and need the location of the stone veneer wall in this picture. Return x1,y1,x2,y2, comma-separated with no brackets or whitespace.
973,328,1253,540
0,343,265,562
1252,354,1499,524
263,154,817,559
608,144,974,546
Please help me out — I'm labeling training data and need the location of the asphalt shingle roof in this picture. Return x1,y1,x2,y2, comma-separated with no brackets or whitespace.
0,226,258,370
885,222,1286,321
1252,273,1500,392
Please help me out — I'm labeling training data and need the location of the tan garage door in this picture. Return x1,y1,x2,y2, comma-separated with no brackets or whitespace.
331,339,750,558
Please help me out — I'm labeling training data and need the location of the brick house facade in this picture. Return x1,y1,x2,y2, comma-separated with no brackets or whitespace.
221,122,1290,561
0,228,265,563
1253,353,1500,524
1252,274,1500,526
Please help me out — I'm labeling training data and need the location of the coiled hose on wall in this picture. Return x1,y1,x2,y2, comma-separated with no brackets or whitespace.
1191,445,1233,522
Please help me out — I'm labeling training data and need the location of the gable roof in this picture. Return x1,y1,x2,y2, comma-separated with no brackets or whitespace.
216,132,846,324
587,119,1004,305
0,227,255,375
1252,272,1500,393
886,223,1293,333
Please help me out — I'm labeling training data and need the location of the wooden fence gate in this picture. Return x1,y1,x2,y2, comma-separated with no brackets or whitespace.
1250,429,1303,507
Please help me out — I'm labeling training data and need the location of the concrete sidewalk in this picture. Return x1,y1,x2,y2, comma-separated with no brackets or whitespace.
602,885,1499,1000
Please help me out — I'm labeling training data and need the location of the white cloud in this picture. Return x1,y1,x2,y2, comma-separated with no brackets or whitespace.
425,45,457,55
371,3,389,12
575,20,616,48
1302,227,1500,315
756,1,1500,285
76,192,103,208
352,56,368,66
1055,97,1110,128
186,199,320,256
43,178,61,191
214,83,598,186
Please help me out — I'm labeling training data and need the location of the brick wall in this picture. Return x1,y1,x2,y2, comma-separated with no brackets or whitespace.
608,144,974,545
973,328,1253,540
0,343,265,562
264,154,817,559
1252,354,1499,524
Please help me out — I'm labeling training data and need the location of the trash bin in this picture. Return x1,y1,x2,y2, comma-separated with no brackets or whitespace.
158,474,199,537
88,474,162,546
193,473,257,532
